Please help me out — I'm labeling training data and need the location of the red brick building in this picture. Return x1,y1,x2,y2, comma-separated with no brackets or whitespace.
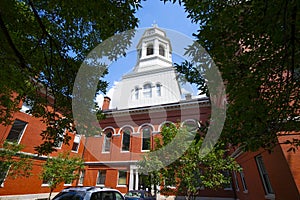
0,25,299,200
0,98,86,199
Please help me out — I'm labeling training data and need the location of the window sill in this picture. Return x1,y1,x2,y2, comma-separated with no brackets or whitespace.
117,185,127,187
265,194,275,200
96,184,105,187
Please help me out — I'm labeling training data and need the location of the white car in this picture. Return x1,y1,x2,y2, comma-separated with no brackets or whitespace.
52,186,125,200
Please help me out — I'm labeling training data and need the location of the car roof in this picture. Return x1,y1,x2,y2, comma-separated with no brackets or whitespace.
62,186,120,193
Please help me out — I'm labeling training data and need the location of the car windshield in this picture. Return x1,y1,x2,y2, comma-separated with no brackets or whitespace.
125,191,142,197
52,191,86,200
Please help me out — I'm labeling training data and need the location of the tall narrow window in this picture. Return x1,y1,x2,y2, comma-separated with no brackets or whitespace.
240,171,248,192
233,171,239,191
134,87,139,100
6,119,27,143
78,170,85,185
146,44,154,55
96,170,106,185
156,83,161,96
142,126,151,151
256,155,274,195
222,170,232,190
72,135,81,152
143,84,152,98
0,162,8,186
103,131,112,153
159,45,165,56
122,129,131,151
55,131,64,148
118,170,127,186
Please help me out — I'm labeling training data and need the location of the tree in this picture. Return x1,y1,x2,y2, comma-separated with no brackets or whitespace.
138,124,241,200
0,0,142,155
41,151,84,199
0,141,32,185
165,0,300,152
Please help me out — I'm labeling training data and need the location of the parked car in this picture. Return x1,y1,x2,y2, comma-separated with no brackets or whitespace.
124,190,156,200
52,186,125,200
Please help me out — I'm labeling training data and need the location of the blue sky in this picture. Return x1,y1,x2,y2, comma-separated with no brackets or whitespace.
136,1,198,37
96,0,200,105
105,0,198,87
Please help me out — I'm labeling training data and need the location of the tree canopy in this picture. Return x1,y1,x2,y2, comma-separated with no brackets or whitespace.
0,0,142,155
167,0,300,152
41,151,84,199
138,124,240,200
0,142,32,185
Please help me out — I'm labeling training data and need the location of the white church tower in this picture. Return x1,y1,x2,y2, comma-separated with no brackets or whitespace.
111,25,182,109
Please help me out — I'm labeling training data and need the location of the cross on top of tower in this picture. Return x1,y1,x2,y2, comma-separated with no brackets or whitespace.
152,20,158,28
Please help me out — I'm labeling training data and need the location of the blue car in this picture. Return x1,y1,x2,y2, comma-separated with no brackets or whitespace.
124,190,156,200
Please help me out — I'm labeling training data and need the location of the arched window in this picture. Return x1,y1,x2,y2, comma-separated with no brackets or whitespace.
122,128,131,151
156,83,161,96
134,87,139,100
146,44,154,55
159,45,165,56
182,120,199,133
142,126,152,151
103,130,112,153
143,83,152,98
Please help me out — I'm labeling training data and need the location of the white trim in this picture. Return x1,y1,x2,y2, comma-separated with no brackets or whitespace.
118,125,135,135
158,121,175,131
103,126,116,135
137,123,155,133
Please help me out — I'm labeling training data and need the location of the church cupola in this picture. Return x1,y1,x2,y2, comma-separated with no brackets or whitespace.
134,24,173,73
111,25,181,109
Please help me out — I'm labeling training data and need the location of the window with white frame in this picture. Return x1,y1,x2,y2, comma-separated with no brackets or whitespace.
156,83,161,96
0,162,9,187
240,171,248,192
159,44,165,56
103,131,112,153
256,155,274,195
71,135,81,152
6,119,27,143
222,170,233,190
182,120,199,133
233,171,239,191
78,170,85,185
118,170,127,186
96,170,106,185
142,126,151,151
134,87,139,100
55,131,64,148
143,84,152,98
20,98,33,113
122,128,131,151
146,44,154,55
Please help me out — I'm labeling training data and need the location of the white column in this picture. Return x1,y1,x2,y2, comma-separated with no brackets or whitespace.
135,170,139,190
129,167,134,190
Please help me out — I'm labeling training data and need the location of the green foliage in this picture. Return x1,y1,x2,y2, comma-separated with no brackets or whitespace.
41,151,84,199
0,0,142,155
0,141,32,183
138,124,241,199
166,0,300,152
